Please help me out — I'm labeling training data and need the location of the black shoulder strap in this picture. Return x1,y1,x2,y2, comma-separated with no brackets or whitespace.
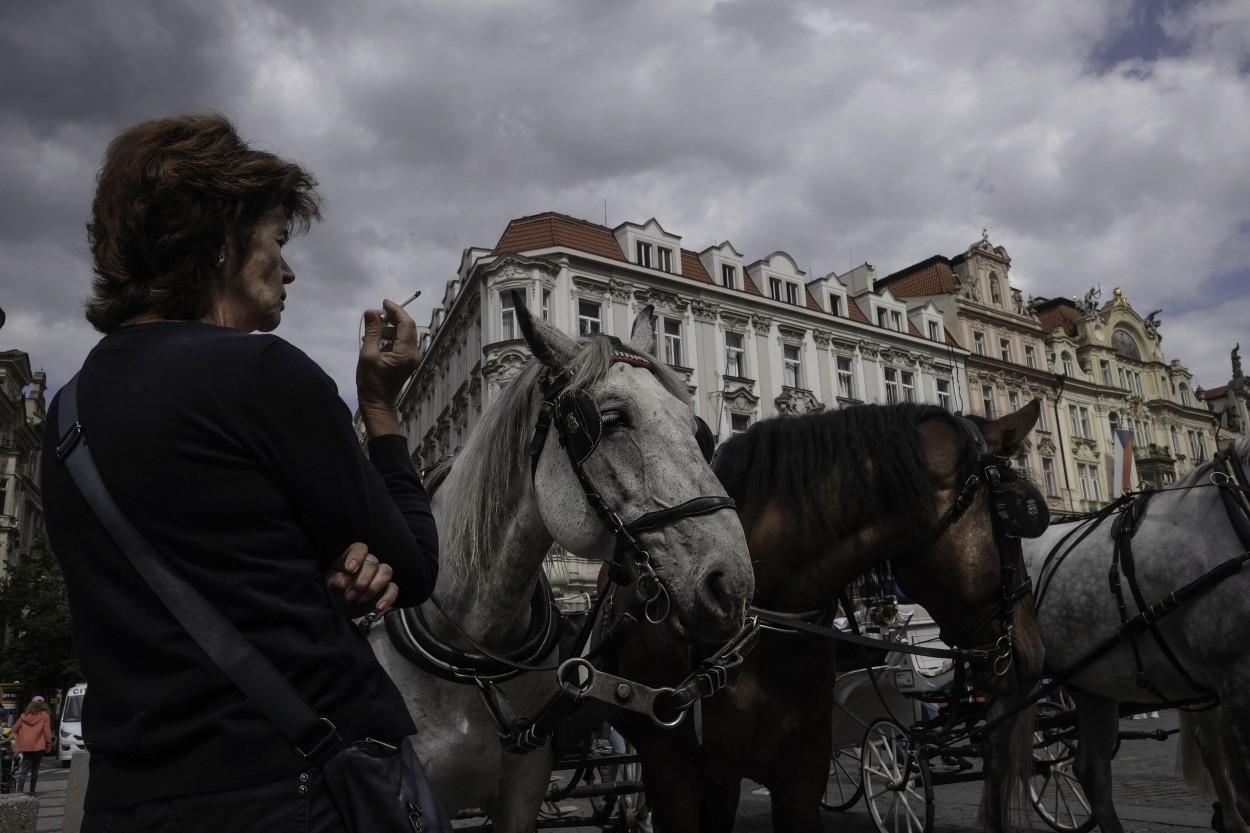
55,373,341,763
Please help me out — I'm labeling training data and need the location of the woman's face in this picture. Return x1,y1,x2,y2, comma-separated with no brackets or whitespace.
209,206,294,333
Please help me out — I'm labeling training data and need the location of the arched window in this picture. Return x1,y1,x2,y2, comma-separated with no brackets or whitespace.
1180,384,1192,407
1061,352,1074,376
1112,329,1141,361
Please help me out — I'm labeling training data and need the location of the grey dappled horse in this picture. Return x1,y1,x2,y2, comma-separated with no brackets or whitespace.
992,436,1250,833
369,301,755,832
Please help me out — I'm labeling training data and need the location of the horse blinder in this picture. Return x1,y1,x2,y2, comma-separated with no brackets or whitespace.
985,463,1050,539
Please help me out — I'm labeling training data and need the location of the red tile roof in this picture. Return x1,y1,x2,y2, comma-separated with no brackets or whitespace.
1033,298,1081,336
1203,385,1229,399
492,212,627,262
877,256,959,297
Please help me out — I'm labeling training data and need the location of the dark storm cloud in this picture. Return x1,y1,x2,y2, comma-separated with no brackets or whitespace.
3,0,1248,402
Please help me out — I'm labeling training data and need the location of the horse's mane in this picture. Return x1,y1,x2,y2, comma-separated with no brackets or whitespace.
1175,435,1250,489
712,403,955,592
433,334,689,600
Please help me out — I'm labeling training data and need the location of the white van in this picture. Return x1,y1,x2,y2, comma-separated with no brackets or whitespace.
57,683,87,767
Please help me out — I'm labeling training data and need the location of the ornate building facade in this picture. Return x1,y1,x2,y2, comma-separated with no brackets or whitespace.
879,234,1220,513
399,212,969,473
0,307,47,582
396,212,970,598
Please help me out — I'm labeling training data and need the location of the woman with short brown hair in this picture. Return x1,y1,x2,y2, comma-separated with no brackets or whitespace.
43,114,439,832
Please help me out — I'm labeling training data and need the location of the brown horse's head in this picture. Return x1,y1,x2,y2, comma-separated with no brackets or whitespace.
892,402,1046,695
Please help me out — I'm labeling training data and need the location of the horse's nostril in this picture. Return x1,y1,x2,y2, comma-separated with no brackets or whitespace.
703,568,735,617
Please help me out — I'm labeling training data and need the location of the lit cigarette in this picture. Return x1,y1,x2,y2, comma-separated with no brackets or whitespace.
381,291,421,324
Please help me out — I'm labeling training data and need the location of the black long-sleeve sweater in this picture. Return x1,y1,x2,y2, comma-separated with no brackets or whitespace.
40,321,438,810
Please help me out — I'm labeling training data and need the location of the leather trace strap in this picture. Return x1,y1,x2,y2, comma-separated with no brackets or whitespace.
56,373,344,765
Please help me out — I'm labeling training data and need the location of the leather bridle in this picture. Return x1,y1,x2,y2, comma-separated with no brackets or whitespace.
528,337,736,624
912,415,1042,677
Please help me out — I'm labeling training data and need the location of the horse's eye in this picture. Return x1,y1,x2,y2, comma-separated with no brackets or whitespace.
601,410,628,431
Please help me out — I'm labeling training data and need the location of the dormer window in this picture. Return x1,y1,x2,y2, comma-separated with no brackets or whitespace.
769,278,783,301
877,309,902,332
830,295,842,317
1061,352,1074,376
657,246,673,273
722,264,737,289
786,282,800,305
928,321,941,341
636,241,652,268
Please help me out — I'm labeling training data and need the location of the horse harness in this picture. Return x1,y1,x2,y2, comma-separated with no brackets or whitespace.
749,414,1047,679
1034,445,1250,710
527,338,732,624
377,336,755,752
913,415,1047,677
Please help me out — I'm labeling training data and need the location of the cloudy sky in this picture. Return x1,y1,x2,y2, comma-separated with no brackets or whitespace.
3,0,1248,410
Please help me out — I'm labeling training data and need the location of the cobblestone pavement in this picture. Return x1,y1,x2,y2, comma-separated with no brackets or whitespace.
473,709,1215,832
37,710,1217,832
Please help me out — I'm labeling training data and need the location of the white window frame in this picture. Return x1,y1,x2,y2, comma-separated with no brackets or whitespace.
1181,385,1192,407
657,246,673,273
936,378,952,411
786,282,800,305
974,332,986,356
1061,352,1074,376
722,264,737,289
501,292,517,340
730,413,750,434
928,321,941,341
1043,458,1057,496
891,310,903,332
636,241,652,268
1009,391,1020,412
1025,345,1036,368
725,332,744,378
783,344,802,388
885,368,900,404
1100,360,1112,387
1000,338,1011,362
901,370,915,402
662,318,683,367
837,356,855,400
578,299,602,335
541,289,551,322
982,385,995,418
769,278,783,301
830,295,842,317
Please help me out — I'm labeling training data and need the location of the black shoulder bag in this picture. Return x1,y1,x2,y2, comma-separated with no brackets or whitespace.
56,374,452,833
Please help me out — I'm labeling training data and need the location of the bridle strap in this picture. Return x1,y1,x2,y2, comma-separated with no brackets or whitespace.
626,496,738,535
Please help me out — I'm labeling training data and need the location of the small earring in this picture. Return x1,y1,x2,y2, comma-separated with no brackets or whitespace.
215,250,225,268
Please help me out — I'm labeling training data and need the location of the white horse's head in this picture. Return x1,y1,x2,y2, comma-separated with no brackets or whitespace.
517,298,754,643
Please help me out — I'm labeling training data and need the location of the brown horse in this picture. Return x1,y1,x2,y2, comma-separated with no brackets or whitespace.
598,401,1047,833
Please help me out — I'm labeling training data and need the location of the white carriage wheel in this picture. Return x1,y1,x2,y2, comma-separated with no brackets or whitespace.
1030,701,1096,833
820,745,864,812
861,717,934,833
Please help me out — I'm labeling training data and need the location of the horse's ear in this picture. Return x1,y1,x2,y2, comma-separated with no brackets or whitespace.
982,397,1041,455
629,305,657,355
514,290,578,370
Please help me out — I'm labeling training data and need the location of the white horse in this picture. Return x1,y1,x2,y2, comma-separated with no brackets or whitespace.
1012,436,1250,833
369,300,756,832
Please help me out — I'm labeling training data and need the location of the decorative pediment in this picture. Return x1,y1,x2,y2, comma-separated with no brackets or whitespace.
775,387,824,416
723,384,759,414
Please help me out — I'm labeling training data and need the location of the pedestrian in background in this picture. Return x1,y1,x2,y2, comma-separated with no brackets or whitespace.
42,113,440,831
13,696,51,794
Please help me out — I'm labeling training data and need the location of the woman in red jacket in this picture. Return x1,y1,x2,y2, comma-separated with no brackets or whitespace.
13,697,52,795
